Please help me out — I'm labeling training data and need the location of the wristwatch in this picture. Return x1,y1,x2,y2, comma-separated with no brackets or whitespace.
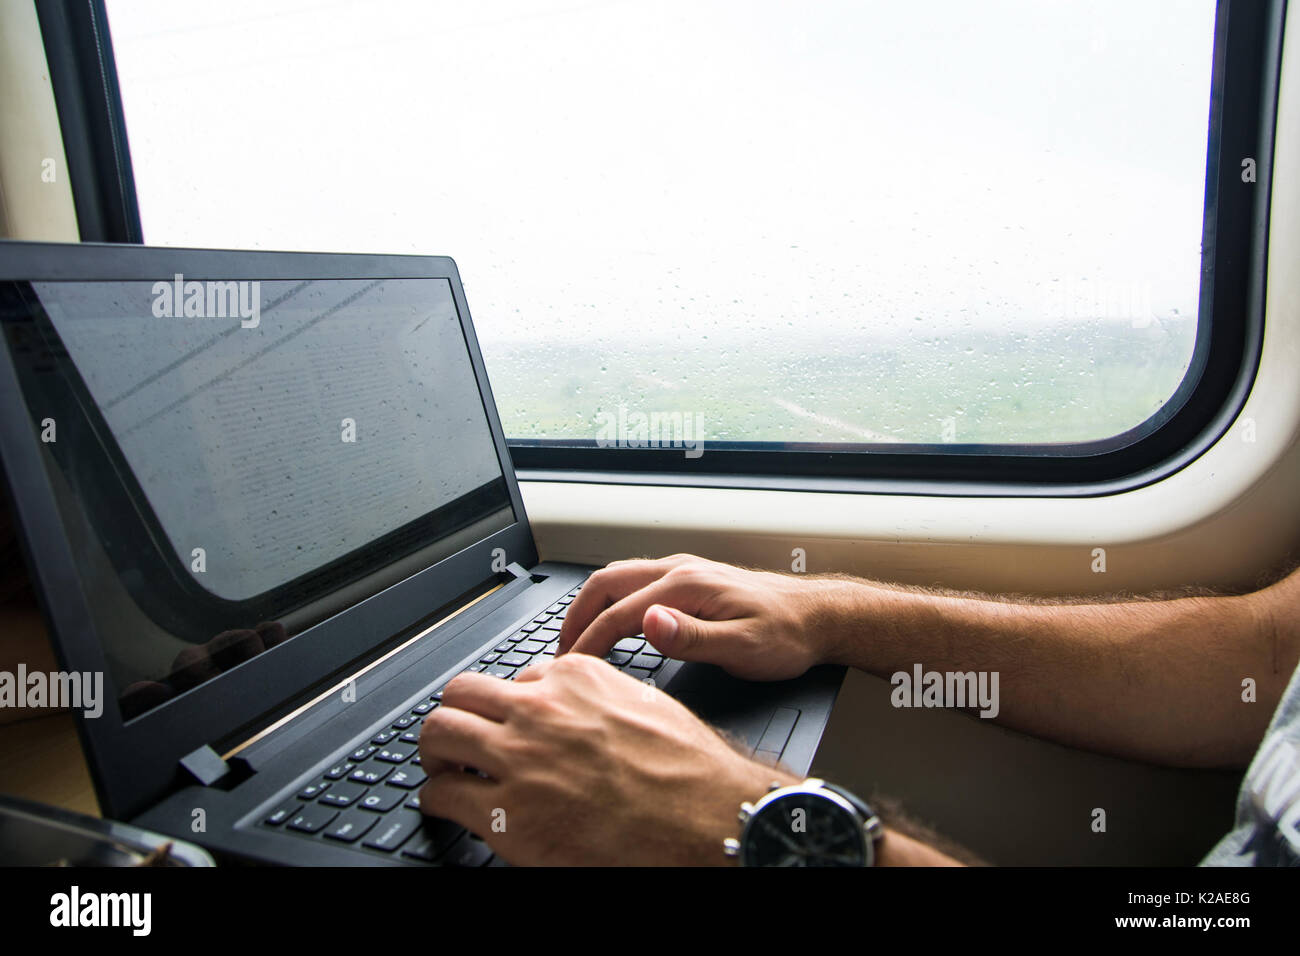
723,777,884,867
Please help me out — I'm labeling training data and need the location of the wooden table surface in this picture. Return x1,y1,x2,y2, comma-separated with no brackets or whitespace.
1,593,100,818
0,711,99,817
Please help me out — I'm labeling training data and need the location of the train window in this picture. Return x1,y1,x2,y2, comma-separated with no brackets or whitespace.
83,0,1272,490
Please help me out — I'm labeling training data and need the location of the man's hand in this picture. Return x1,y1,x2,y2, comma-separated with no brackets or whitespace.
417,653,797,866
557,554,844,681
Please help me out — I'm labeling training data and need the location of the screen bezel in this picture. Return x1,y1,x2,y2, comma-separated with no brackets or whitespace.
0,241,539,819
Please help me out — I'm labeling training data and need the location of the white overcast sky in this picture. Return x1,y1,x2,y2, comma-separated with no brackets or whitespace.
103,0,1217,348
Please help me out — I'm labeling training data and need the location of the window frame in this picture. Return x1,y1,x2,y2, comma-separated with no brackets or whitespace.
34,0,142,244
56,0,1283,497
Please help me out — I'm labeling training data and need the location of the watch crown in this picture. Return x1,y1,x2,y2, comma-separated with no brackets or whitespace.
722,838,740,857
738,802,754,823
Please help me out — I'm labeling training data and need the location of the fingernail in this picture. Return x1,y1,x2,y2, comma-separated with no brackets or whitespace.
650,605,677,644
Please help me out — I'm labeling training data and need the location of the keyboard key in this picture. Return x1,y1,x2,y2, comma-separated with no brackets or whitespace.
400,730,421,744
546,603,564,614
323,761,355,780
264,800,301,826
486,665,516,679
626,666,655,681
613,637,645,653
297,780,331,800
533,615,551,625
401,838,441,863
411,701,435,715
541,620,563,632
376,746,414,764
498,652,530,667
320,783,367,807
630,653,664,671
606,650,633,666
350,764,393,785
494,642,514,653
405,794,422,811
350,745,378,762
443,833,494,867
479,652,501,664
431,690,444,701
287,805,338,834
371,729,398,745
359,788,405,813
386,766,427,789
401,817,467,862
466,662,487,673
324,810,377,843
363,809,424,852
521,622,541,633
515,640,546,654
392,715,418,730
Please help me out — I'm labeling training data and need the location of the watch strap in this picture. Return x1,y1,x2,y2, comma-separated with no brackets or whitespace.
821,781,884,843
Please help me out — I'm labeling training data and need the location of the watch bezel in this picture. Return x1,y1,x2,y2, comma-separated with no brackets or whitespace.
734,779,877,867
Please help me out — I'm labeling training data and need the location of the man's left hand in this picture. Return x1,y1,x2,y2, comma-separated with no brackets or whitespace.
417,653,795,865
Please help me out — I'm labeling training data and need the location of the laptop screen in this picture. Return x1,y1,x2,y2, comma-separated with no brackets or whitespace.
2,275,515,720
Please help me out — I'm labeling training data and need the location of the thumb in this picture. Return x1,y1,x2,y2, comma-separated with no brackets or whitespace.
643,604,742,663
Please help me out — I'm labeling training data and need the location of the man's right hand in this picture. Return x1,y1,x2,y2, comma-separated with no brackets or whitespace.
557,554,848,681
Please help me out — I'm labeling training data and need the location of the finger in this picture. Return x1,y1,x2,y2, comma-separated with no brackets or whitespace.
557,556,694,653
567,574,707,659
172,628,261,691
418,768,500,832
255,620,289,649
418,705,510,779
513,657,555,683
169,646,222,692
209,628,266,668
440,671,517,722
642,603,752,665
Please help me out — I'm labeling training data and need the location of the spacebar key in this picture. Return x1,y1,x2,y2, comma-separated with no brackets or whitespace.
363,809,423,852
402,817,466,862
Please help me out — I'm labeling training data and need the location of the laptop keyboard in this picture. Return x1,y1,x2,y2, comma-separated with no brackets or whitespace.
259,582,676,865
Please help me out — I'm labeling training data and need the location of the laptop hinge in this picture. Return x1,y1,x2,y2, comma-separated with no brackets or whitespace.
180,744,231,787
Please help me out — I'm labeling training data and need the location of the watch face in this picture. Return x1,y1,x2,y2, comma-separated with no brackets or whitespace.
741,790,870,867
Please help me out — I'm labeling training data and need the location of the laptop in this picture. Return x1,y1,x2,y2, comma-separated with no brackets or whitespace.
0,240,844,866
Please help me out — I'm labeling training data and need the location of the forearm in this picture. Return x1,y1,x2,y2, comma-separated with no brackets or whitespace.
876,827,966,866
816,578,1292,768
